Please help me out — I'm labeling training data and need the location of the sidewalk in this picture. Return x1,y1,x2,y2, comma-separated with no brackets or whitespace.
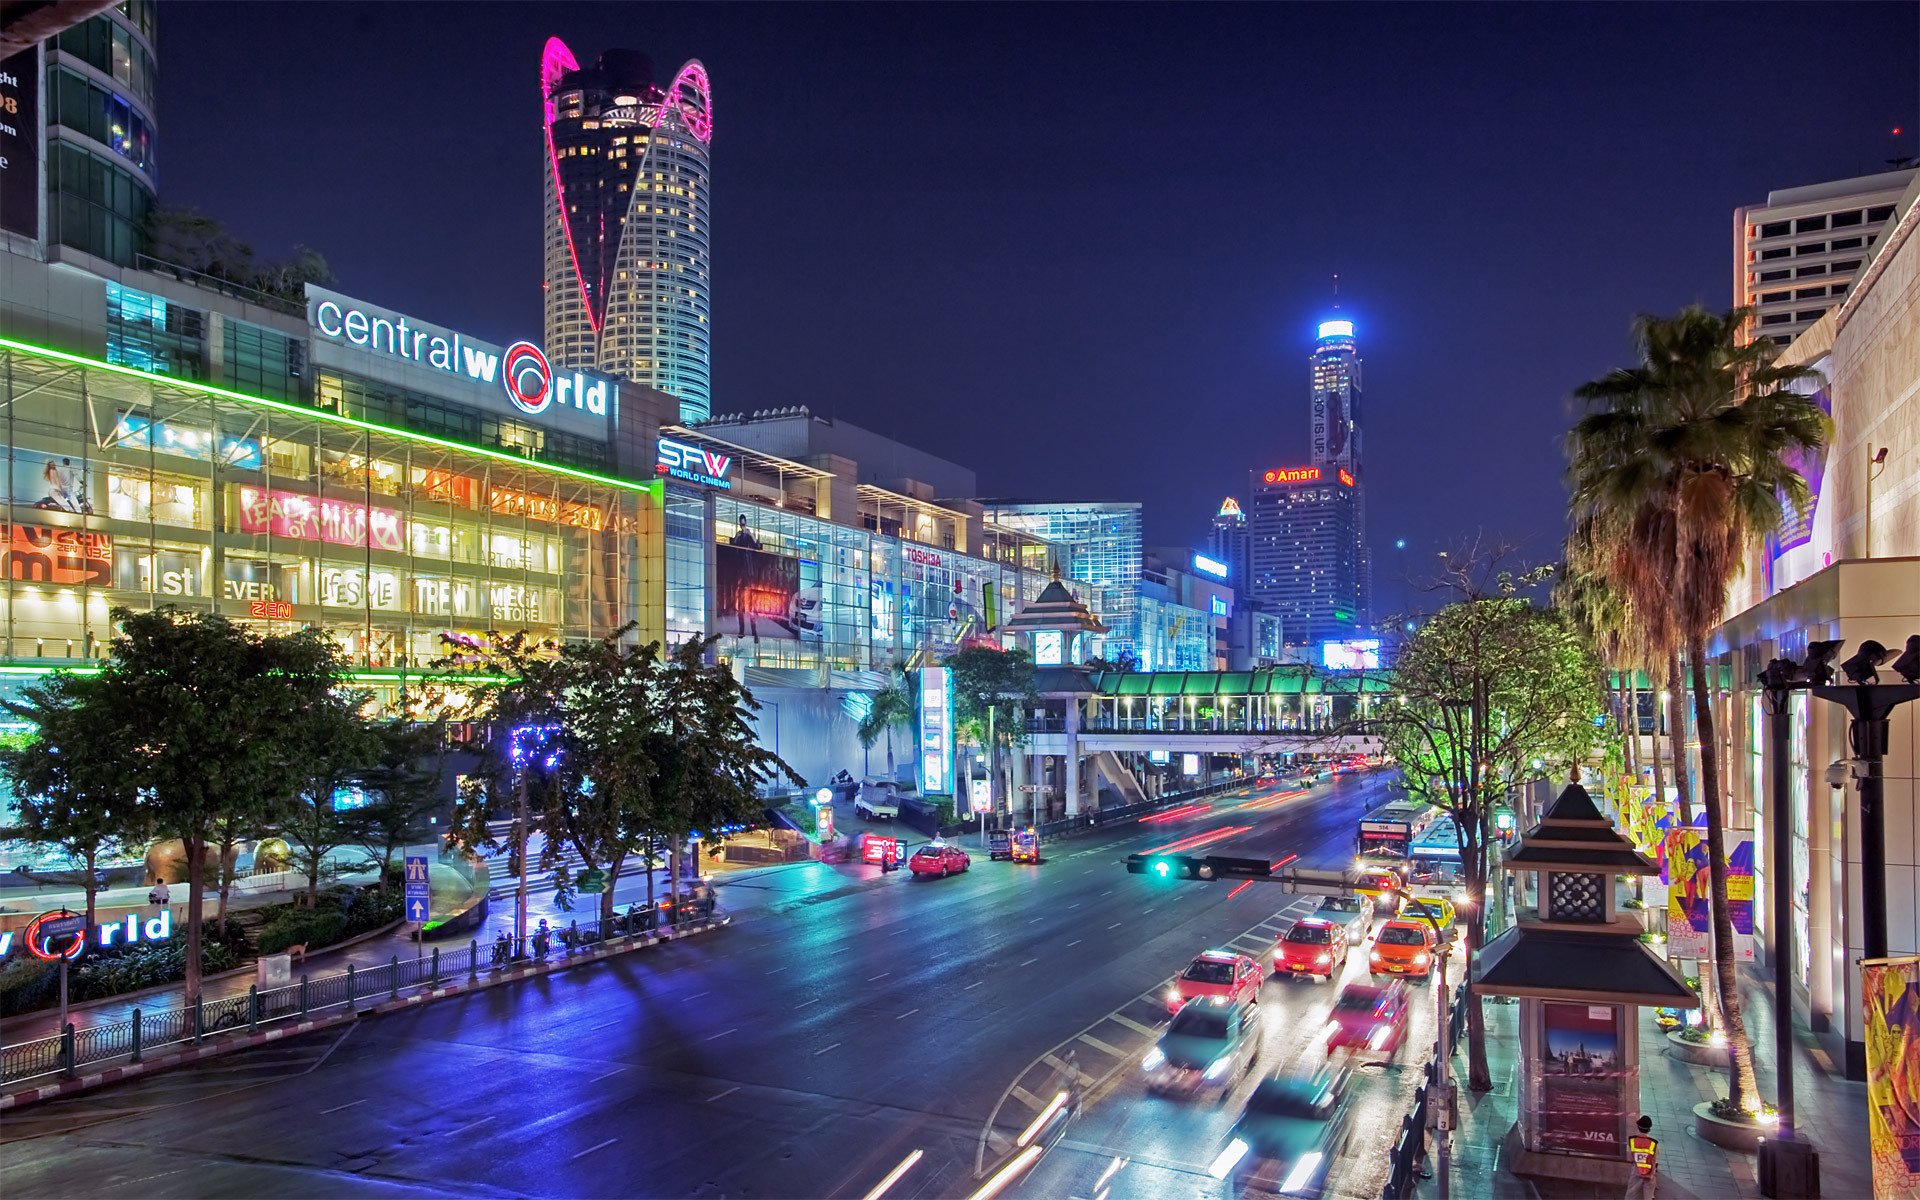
1440,973,1870,1198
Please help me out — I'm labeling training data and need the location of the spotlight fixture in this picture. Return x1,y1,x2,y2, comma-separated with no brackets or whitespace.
1803,639,1845,686
1890,635,1920,686
1840,640,1890,685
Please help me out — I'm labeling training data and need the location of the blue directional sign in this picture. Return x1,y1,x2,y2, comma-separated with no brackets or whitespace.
404,855,431,924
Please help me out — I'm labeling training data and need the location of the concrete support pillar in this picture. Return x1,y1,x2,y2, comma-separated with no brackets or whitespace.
1065,699,1082,816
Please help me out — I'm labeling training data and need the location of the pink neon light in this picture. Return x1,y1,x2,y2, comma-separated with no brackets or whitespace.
541,37,602,334
658,59,713,144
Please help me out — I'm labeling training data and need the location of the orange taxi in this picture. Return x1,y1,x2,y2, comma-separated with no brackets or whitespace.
1368,919,1439,981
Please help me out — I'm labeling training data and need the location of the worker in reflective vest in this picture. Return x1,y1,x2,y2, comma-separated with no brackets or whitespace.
1626,1115,1659,1199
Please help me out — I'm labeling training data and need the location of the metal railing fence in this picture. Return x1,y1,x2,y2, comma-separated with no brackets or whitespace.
1,902,723,1088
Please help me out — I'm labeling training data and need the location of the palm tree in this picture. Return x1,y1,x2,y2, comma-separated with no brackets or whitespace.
1566,305,1826,1117
857,667,916,783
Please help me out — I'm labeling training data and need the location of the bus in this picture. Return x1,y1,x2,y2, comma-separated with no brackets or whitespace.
1355,801,1439,866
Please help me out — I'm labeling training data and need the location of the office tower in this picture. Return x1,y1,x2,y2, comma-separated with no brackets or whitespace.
1734,169,1914,347
1245,464,1361,646
541,38,713,423
1310,315,1368,621
1209,496,1250,587
7,1,158,264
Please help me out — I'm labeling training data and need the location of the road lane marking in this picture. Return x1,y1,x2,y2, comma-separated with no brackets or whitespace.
815,1042,842,1055
1107,922,1123,930
797,997,822,1007
683,991,710,1001
895,1007,920,1019
573,1138,618,1160
1028,917,1045,924
589,1067,624,1083
1142,907,1155,914
764,966,788,975
1019,957,1039,967
964,980,984,990
1101,889,1115,896
1077,1032,1128,1059
706,1028,737,1041
589,1019,619,1031
1009,1085,1043,1110
1109,1013,1158,1036
1066,939,1082,947
868,971,891,981
319,1098,367,1115
707,1086,740,1102
449,1115,495,1136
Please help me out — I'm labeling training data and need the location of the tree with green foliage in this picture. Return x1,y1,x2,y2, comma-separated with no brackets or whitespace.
856,665,917,782
278,686,376,907
353,717,450,895
449,631,794,926
1566,305,1827,1117
946,646,1038,821
0,671,149,930
94,607,349,1006
1372,552,1605,1092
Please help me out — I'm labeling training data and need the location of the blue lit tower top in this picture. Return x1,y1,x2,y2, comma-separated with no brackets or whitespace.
1310,317,1361,472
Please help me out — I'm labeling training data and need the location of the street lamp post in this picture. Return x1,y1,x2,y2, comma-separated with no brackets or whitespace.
1392,884,1453,1200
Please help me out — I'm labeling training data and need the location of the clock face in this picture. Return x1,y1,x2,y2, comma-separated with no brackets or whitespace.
1034,630,1064,665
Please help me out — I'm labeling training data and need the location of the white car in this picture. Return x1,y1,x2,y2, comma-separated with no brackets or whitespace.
854,783,899,821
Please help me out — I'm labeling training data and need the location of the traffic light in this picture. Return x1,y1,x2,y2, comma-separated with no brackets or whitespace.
1127,853,1214,880
1125,853,1272,881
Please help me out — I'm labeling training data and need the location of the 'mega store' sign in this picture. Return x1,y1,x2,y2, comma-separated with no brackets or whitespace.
306,287,616,435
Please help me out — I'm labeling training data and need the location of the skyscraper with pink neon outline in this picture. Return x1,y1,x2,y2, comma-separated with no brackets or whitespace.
541,39,712,423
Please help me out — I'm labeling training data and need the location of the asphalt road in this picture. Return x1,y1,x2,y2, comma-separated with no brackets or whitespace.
0,770,1406,1200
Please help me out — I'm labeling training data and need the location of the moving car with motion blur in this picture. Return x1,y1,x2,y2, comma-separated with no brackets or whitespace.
1369,919,1439,980
1209,1065,1354,1196
1167,950,1263,1013
1312,893,1374,937
1143,997,1263,1100
1324,980,1411,1062
1275,917,1350,983
908,842,970,878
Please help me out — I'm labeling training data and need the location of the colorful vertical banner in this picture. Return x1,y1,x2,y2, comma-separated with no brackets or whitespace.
1864,956,1920,1198
918,666,953,797
1666,827,1712,959
1663,826,1754,962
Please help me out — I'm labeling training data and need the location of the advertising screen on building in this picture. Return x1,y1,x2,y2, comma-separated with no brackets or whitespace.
236,487,405,553
711,542,818,643
3,523,111,587
1321,639,1381,670
919,666,954,797
0,49,39,241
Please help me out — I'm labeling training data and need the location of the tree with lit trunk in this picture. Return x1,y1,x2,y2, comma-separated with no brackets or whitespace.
1374,551,1605,1092
856,665,916,783
947,647,1038,824
1566,305,1827,1116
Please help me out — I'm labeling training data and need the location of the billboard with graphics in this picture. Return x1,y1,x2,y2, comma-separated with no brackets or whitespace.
712,543,817,643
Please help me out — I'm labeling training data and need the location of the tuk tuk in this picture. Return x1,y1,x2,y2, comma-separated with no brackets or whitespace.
988,829,1013,860
1011,828,1040,863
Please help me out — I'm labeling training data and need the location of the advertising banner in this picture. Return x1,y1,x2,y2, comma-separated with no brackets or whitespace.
1665,826,1754,962
712,542,816,642
0,48,39,241
236,486,404,552
1864,956,1920,1198
11,449,94,514
919,666,954,797
2,523,111,586
1537,1002,1626,1158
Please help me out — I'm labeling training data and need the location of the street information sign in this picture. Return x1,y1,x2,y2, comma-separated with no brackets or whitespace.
404,855,431,924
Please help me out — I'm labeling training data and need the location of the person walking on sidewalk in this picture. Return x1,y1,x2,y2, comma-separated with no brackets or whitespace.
1626,1115,1659,1199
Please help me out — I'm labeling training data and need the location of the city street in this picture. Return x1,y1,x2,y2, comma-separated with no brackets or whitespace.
0,771,1407,1199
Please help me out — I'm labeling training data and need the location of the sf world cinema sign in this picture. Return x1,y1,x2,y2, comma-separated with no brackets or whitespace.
655,437,733,490
306,286,615,427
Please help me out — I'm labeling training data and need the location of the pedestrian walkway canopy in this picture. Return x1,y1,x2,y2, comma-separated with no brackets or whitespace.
1036,666,1393,698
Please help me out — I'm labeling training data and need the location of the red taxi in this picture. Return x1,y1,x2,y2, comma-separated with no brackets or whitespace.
1275,917,1350,983
1324,980,1411,1060
908,842,970,878
1167,950,1263,1013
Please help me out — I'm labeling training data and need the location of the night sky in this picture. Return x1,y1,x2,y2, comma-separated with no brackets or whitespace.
160,3,1916,615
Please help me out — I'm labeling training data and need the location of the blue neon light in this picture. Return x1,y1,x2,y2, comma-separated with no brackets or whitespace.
1317,319,1354,339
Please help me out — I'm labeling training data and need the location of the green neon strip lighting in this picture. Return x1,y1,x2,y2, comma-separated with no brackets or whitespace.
0,336,665,501
0,663,512,685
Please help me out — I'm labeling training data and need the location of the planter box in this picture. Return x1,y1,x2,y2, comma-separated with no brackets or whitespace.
1693,1101,1766,1153
1666,1031,1731,1067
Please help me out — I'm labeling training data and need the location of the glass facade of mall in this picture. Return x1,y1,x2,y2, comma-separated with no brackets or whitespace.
1,340,658,707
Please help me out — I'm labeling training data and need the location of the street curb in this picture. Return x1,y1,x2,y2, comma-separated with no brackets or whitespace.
0,917,728,1112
